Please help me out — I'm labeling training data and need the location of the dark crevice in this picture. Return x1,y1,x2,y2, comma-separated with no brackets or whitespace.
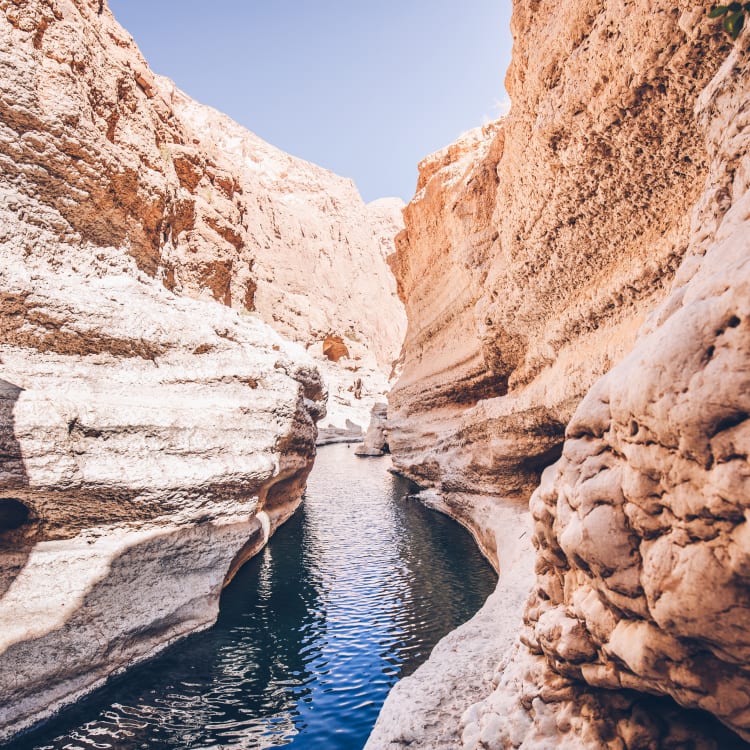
0,499,30,531
710,411,749,438
519,440,565,474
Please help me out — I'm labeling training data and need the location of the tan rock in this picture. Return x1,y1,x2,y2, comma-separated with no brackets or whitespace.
514,29,750,738
381,0,750,746
323,334,350,362
169,92,406,435
355,402,389,457
0,0,403,740
1,0,405,447
0,237,325,741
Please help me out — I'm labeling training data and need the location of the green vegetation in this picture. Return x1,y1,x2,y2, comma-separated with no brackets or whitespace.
709,3,750,40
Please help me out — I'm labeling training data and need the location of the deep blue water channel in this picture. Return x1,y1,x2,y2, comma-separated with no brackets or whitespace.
7,444,496,750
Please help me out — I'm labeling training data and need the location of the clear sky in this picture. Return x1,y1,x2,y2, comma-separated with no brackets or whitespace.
107,1,513,203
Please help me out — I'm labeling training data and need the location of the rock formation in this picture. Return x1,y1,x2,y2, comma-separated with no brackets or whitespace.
170,93,407,438
1,0,405,447
379,0,750,747
355,402,389,456
0,267,324,741
0,0,401,741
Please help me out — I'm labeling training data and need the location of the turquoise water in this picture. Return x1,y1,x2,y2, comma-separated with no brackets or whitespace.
6,444,496,750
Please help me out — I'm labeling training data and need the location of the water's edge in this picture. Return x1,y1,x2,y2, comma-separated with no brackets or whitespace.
365,486,535,749
6,445,496,750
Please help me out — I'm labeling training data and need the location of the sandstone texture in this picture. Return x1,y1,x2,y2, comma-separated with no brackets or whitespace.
1,0,405,445
382,0,750,747
0,0,402,740
0,267,324,741
171,92,407,437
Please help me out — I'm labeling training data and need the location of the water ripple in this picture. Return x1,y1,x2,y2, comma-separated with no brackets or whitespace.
6,445,496,750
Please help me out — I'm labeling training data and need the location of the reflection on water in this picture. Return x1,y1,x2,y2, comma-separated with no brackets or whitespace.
6,444,496,750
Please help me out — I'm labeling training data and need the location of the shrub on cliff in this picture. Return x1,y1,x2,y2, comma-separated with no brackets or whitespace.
709,3,750,39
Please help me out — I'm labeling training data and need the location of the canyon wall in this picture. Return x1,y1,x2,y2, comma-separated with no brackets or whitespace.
0,0,400,740
381,0,750,747
1,0,405,443
169,92,406,439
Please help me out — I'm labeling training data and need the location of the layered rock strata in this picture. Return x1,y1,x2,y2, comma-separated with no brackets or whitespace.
0,0,398,740
382,0,750,747
0,256,324,741
1,0,405,444
171,94,407,436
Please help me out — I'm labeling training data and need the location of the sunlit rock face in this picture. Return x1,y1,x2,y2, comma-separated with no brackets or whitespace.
0,287,324,742
0,0,400,740
0,0,405,443
171,98,407,436
355,402,389,457
383,0,750,747
470,28,750,746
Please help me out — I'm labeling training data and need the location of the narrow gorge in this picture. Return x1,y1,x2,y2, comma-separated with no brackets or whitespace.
0,0,403,740
2,0,750,749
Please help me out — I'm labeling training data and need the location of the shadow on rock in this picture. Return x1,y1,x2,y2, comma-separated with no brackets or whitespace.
0,378,32,600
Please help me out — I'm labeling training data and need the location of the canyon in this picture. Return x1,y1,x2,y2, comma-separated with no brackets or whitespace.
2,0,750,748
0,0,402,740
374,0,750,748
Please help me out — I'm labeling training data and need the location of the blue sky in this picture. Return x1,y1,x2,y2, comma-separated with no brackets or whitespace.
108,1,513,203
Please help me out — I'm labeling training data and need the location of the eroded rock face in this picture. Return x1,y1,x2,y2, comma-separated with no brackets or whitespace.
0,0,398,740
165,86,406,438
0,0,405,444
0,266,325,740
383,0,750,747
469,29,750,746
388,1,729,532
323,335,350,362
355,402,389,457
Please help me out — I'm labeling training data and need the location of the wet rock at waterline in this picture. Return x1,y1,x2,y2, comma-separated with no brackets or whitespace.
6,446,496,750
316,419,364,446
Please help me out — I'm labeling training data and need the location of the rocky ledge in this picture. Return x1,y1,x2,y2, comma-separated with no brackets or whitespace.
0,230,325,742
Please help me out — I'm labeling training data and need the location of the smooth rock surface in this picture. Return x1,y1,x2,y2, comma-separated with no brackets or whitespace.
0,237,325,742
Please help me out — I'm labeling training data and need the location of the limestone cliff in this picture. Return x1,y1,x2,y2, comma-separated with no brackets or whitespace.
0,0,399,740
380,0,750,747
170,94,406,438
1,0,405,443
